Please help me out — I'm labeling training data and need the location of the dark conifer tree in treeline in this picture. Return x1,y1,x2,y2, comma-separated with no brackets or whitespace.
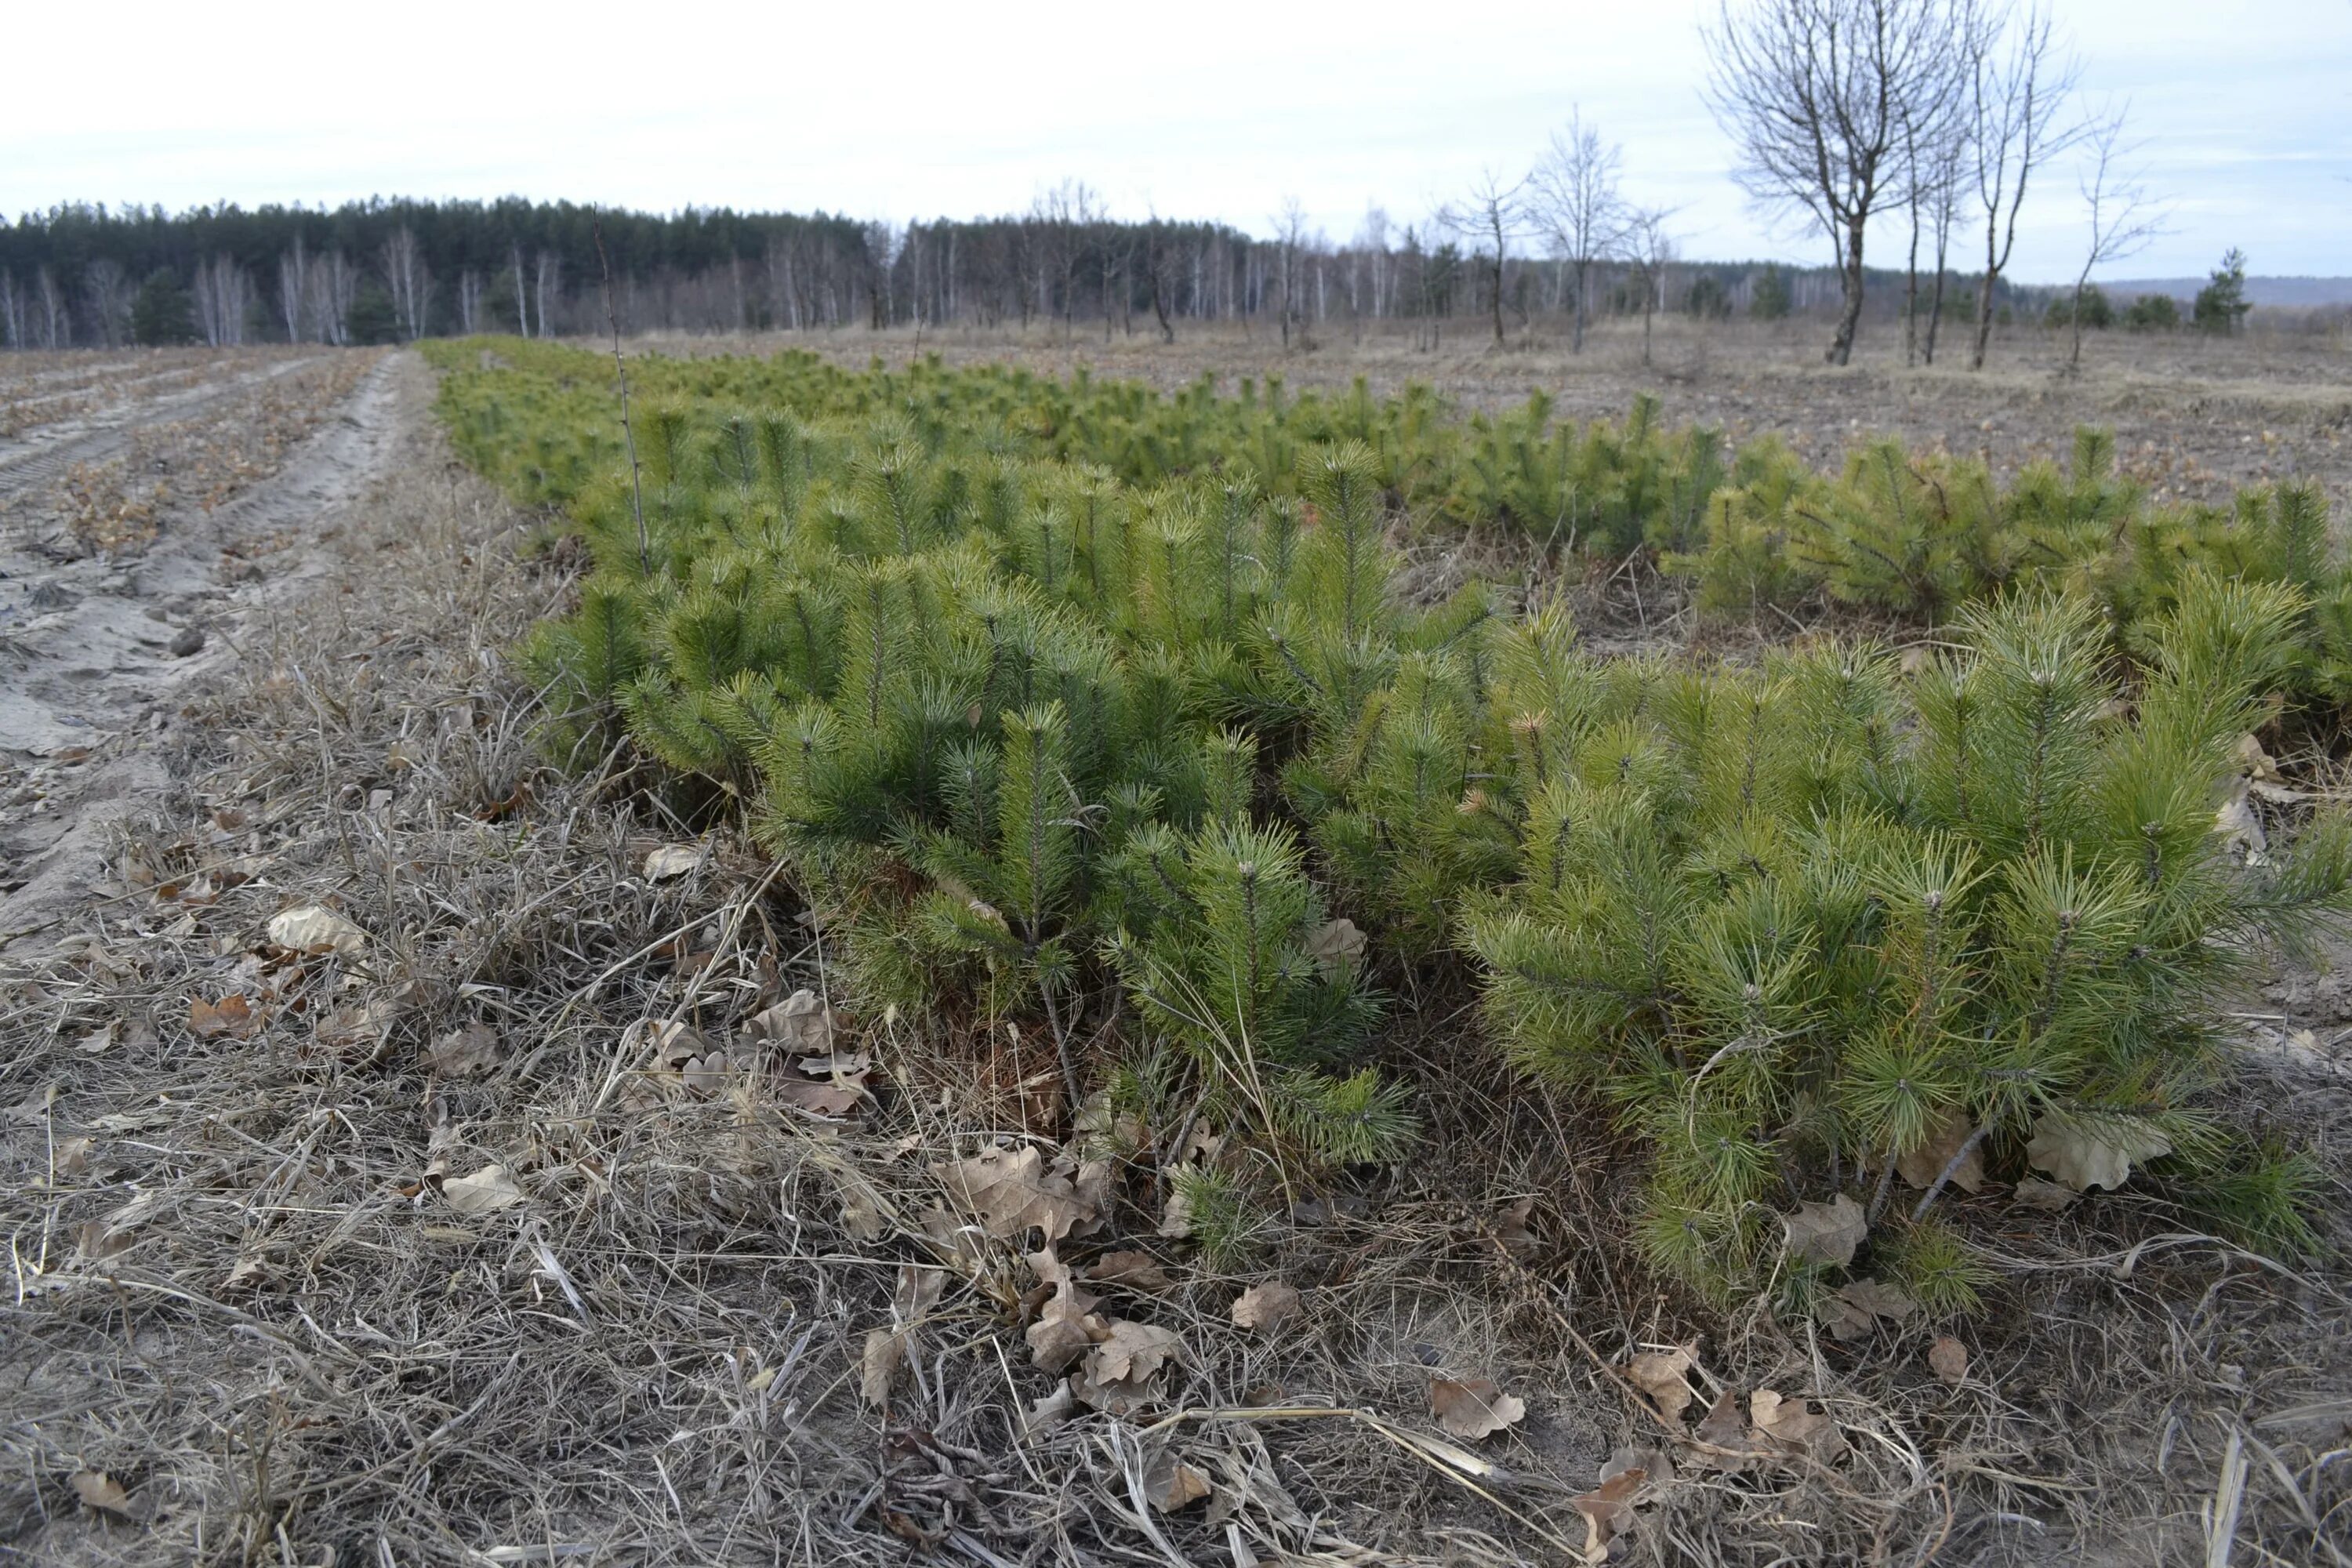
0,196,2016,350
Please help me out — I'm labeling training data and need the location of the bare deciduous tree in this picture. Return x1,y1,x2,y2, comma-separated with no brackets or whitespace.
1623,209,1679,367
82,258,131,347
1443,169,1531,348
1894,1,1984,365
1704,0,1951,365
1963,2,2080,369
1529,108,1628,354
383,227,431,341
2063,100,2167,374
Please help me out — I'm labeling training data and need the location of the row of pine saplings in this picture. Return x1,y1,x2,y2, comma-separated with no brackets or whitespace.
432,342,2346,1319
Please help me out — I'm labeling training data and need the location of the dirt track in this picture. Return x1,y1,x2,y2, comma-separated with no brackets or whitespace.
0,353,400,950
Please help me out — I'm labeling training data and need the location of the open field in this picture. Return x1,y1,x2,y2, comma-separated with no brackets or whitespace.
3,337,2351,1568
655,317,2349,507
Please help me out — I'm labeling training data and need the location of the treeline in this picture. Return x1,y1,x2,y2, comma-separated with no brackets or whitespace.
0,195,2045,352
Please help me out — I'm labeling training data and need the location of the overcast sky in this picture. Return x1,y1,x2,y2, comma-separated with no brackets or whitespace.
5,0,2346,281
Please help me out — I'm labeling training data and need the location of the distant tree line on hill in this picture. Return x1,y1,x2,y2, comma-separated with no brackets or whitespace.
2,194,2082,353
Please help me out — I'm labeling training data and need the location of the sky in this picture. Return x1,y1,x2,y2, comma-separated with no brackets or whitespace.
5,0,2347,283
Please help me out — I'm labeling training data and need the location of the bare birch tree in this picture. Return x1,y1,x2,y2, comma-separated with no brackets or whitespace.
38,267,68,348
82,259,132,348
383,227,430,340
1529,108,1628,354
1963,2,2080,368
1703,0,1951,365
1444,169,1531,347
2063,102,2166,373
1623,209,1678,367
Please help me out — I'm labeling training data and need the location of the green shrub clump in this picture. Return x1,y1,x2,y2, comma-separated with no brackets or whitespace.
428,338,2348,1296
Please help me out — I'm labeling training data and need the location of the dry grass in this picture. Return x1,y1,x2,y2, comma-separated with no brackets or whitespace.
3,349,2350,1566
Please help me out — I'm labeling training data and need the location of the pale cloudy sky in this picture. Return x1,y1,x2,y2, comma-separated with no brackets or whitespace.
5,0,2347,281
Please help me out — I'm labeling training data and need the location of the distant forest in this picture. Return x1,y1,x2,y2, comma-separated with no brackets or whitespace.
0,195,2049,350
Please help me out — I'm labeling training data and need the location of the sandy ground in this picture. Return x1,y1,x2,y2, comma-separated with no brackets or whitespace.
0,352,396,951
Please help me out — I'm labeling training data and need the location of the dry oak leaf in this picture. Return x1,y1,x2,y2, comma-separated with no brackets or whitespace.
2009,1176,2079,1212
1571,1467,1646,1555
1025,1248,1109,1374
1894,1113,1985,1195
1927,1335,1969,1387
1429,1376,1526,1441
71,1470,134,1517
1693,1388,1752,1457
442,1163,524,1215
1820,1276,1917,1340
1142,1446,1213,1513
267,905,367,956
1749,1389,1848,1465
1782,1194,1867,1268
188,993,260,1039
1021,1381,1077,1439
1090,1250,1175,1294
860,1327,906,1406
2025,1114,2171,1193
1305,917,1367,979
777,1078,862,1116
1087,1319,1184,1385
749,989,840,1054
1628,1346,1698,1425
423,1022,503,1079
641,842,703,881
1073,1319,1185,1414
1231,1281,1303,1333
937,1144,1094,1243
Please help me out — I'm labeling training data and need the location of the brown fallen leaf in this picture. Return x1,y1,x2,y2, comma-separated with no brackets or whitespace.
70,1469,134,1517
2009,1176,2078,1212
1305,916,1366,979
1571,1467,1646,1555
1894,1112,1984,1195
1819,1277,1917,1341
267,904,367,956
749,988,840,1054
188,993,260,1039
1927,1336,1969,1386
1021,1381,1077,1438
1750,1388,1848,1464
2025,1114,2171,1193
1429,1376,1526,1441
1087,1319,1184,1385
1142,1446,1212,1513
859,1327,906,1406
1025,1248,1109,1374
1090,1250,1174,1294
1230,1281,1303,1333
423,1022,503,1079
442,1163,524,1215
777,1078,862,1116
894,1264,946,1319
1693,1388,1751,1454
642,843,703,881
1782,1194,1867,1268
937,1144,1094,1243
1627,1345,1697,1425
